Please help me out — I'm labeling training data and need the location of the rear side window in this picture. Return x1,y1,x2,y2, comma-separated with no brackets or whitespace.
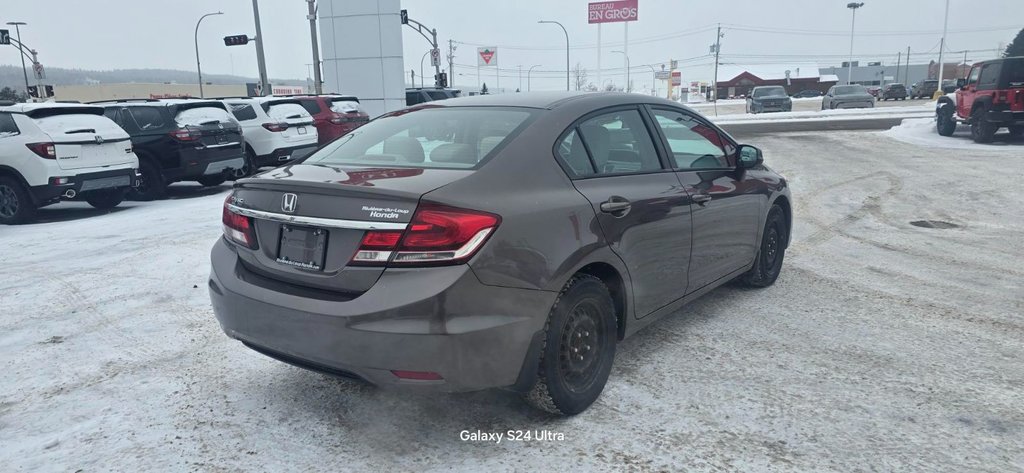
227,103,258,121
175,106,234,126
978,62,1003,89
265,103,310,121
555,129,595,178
298,100,321,115
650,109,730,169
127,107,166,131
303,107,534,169
1007,60,1024,87
576,109,662,175
0,113,19,136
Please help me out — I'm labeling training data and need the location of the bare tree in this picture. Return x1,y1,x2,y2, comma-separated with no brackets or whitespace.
572,63,588,91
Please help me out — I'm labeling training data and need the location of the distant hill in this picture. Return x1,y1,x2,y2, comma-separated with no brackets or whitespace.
0,65,305,89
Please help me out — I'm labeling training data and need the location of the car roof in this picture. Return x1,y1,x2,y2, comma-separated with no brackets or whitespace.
419,91,685,110
88,98,224,107
0,102,106,114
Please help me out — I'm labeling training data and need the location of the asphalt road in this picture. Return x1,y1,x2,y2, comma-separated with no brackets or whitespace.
1,130,1022,471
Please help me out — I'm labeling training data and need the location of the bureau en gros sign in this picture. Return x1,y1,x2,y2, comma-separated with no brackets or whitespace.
588,0,638,24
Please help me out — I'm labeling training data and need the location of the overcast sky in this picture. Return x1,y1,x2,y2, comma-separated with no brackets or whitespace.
1,0,1021,91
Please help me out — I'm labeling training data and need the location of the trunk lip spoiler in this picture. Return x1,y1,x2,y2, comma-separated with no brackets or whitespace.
226,203,407,231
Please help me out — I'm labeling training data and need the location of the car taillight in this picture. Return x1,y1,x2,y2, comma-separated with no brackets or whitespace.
994,91,1009,104
350,203,500,266
170,127,200,141
329,113,367,125
262,122,289,132
222,196,258,249
26,142,56,159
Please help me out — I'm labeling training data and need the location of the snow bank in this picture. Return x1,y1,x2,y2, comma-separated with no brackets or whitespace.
882,117,1023,150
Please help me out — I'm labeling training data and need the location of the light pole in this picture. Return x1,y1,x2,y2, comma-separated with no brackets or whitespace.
250,0,270,95
644,64,656,96
612,50,630,92
538,20,569,91
306,0,322,94
527,64,542,91
6,22,30,96
935,0,951,98
420,50,431,88
846,2,865,85
194,12,223,98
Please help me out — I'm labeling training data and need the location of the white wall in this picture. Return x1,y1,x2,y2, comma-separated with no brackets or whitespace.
319,0,405,117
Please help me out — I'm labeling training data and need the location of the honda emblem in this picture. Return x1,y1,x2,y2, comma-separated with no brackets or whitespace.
94,135,104,144
281,193,298,213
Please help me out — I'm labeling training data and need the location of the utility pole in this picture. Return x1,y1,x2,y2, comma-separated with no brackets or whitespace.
447,39,456,88
895,51,902,83
847,2,865,85
538,20,570,91
251,0,270,95
6,22,30,96
936,0,950,96
712,24,723,115
306,0,322,94
906,46,911,85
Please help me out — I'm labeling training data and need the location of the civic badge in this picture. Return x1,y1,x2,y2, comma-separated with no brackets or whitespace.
281,193,298,213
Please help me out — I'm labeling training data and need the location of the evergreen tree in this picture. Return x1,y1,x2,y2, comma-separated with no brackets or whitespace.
1006,27,1024,58
481,83,489,95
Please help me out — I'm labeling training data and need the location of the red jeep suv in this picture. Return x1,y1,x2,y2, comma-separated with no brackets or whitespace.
937,56,1024,143
292,95,370,145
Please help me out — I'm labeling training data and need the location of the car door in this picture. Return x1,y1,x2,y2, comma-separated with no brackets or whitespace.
958,66,982,118
559,106,693,318
646,106,762,292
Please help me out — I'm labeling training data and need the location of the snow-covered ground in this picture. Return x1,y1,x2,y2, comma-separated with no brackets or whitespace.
2,132,1023,471
711,104,933,125
883,117,1024,149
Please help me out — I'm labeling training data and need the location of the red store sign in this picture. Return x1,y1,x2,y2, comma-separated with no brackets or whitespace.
588,0,638,24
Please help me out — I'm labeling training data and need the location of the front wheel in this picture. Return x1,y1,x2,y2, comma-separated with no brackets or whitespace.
0,176,36,225
936,107,956,136
84,188,126,209
196,175,227,187
230,148,256,180
737,205,787,288
523,274,617,416
128,159,166,201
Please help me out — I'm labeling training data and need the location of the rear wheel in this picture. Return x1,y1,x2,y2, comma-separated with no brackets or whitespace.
0,176,35,225
128,159,166,201
230,147,257,180
936,106,956,137
84,188,126,209
1009,125,1024,137
196,175,227,187
523,274,616,416
970,107,998,144
738,205,787,288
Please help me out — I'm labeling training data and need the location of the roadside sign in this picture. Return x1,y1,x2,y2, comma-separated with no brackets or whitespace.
588,0,638,24
671,71,681,87
477,47,497,67
0,29,10,45
430,48,441,67
33,62,44,80
670,59,678,70
655,70,670,80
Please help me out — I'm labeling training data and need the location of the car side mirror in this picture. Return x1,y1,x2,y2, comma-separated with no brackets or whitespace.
956,78,966,88
737,145,763,169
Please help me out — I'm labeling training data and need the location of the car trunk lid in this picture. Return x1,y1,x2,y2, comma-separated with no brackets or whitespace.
173,103,244,150
264,100,317,145
29,107,135,171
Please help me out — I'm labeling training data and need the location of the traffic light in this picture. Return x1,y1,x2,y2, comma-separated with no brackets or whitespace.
44,85,54,98
27,85,38,98
223,35,250,46
400,9,408,25
435,72,448,88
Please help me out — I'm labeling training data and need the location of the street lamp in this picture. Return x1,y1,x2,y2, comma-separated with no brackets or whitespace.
527,64,542,91
420,50,431,88
935,0,951,99
612,50,630,92
846,2,864,85
194,11,224,98
644,64,657,96
6,22,30,96
538,20,569,91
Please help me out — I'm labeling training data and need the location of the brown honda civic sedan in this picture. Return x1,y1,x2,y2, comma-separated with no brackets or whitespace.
209,92,792,415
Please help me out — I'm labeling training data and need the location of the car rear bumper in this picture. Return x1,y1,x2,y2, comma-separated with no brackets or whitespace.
256,144,318,167
28,165,138,206
208,239,556,392
986,109,1024,125
171,147,247,181
835,101,874,109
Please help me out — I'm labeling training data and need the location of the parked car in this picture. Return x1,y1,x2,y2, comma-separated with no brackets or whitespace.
745,86,792,113
97,99,244,200
210,92,792,415
881,83,908,101
791,89,823,98
867,86,882,97
936,56,1024,143
222,97,319,177
911,80,939,99
821,85,876,110
0,102,139,224
406,87,462,106
941,80,959,94
290,94,370,145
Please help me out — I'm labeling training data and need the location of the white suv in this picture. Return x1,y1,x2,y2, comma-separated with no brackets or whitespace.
221,97,318,175
0,102,139,224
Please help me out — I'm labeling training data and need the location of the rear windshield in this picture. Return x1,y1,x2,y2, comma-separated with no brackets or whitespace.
175,106,235,126
753,87,786,97
302,107,534,169
265,102,311,121
834,85,865,94
888,84,905,90
329,99,363,114
33,113,123,137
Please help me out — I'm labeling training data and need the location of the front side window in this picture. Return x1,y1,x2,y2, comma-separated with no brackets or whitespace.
576,109,662,175
127,107,166,131
650,109,730,169
967,66,981,86
303,107,533,169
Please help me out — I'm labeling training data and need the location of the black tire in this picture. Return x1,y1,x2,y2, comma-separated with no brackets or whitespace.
230,147,257,180
936,106,956,137
523,274,617,416
0,176,36,225
970,107,997,144
128,158,166,201
196,175,227,187
1009,125,1024,137
737,205,787,288
84,188,126,209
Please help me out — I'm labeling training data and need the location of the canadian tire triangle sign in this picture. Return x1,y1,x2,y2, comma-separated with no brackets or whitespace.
477,47,497,67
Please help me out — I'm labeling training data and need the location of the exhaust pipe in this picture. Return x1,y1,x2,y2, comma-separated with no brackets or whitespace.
63,189,77,199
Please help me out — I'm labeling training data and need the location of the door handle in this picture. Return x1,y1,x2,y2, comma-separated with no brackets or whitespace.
692,194,712,205
600,198,631,215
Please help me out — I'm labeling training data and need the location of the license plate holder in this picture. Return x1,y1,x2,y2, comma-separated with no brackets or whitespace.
276,225,328,271
297,126,307,135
